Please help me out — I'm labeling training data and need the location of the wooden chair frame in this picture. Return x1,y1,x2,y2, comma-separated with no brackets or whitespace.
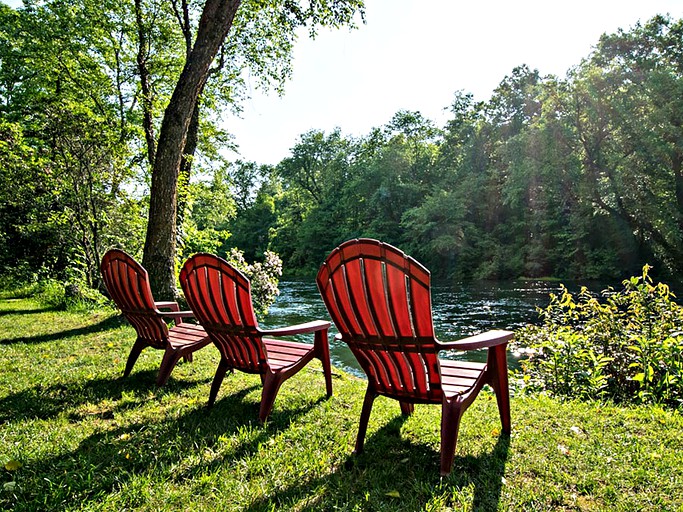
316,238,512,475
179,253,333,422
101,249,211,386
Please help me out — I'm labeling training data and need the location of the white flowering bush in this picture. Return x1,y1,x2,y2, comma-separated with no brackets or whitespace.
225,248,283,315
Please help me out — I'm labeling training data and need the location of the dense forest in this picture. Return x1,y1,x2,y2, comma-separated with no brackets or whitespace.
1,1,682,293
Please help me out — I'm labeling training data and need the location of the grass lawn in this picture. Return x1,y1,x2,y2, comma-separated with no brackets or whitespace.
1,296,682,511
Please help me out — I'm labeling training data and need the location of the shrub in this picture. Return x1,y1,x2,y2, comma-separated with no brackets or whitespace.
225,248,282,315
515,265,683,408
36,277,110,311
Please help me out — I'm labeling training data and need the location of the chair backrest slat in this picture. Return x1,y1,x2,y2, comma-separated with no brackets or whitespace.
343,258,373,336
180,253,266,373
363,257,397,338
317,239,442,400
101,249,169,347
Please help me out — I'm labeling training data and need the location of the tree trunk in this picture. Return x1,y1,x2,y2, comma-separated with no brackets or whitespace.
142,0,241,299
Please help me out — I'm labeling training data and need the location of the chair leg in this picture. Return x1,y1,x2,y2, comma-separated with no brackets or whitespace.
259,372,284,422
354,386,377,455
208,358,230,407
440,397,465,476
314,329,333,397
156,349,182,386
124,338,147,377
183,353,193,363
399,401,414,416
489,344,511,434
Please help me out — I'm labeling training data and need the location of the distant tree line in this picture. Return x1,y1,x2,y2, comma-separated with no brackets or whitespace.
1,4,682,292
230,15,683,282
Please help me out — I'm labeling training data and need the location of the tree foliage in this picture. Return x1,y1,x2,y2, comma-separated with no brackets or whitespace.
238,16,683,283
0,0,364,304
2,9,683,306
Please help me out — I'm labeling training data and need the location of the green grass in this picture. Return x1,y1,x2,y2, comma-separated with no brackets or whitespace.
1,297,682,511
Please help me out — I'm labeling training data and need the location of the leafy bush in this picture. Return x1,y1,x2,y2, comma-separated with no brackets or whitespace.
36,278,110,311
36,279,67,309
515,265,683,408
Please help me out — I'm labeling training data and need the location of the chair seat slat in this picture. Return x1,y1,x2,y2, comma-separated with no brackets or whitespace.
264,347,312,360
263,338,313,370
440,375,480,387
440,360,487,371
439,360,487,379
168,325,209,348
441,383,475,396
263,341,313,358
262,339,314,351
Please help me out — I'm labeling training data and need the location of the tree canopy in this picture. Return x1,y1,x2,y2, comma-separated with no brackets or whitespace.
1,9,682,294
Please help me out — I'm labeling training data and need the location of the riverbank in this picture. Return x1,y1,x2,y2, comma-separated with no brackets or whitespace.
1,297,682,511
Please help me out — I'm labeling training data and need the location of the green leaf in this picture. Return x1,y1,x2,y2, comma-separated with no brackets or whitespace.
385,490,401,498
4,459,22,471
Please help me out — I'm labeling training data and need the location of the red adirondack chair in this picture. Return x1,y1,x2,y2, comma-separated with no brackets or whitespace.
179,253,333,422
316,239,513,475
100,249,211,386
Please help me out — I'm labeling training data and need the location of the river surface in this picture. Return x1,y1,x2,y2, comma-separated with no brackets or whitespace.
259,279,575,376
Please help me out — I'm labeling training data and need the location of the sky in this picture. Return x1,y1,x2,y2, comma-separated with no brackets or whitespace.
227,0,683,165
5,0,683,166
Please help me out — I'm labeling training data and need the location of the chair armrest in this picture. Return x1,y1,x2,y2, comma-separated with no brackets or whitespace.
160,310,195,318
437,329,513,351
158,310,195,327
155,302,194,325
155,301,180,311
259,320,330,337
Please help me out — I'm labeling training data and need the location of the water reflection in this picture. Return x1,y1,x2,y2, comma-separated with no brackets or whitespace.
260,279,564,377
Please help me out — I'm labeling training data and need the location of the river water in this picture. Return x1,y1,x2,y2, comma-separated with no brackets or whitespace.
259,279,569,376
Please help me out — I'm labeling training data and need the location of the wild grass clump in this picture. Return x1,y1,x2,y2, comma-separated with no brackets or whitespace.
0,280,41,300
0,266,110,311
515,265,683,408
0,266,43,299
35,278,110,312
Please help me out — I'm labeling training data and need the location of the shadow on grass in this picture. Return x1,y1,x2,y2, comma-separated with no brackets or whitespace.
1,371,508,511
0,315,126,345
1,385,323,511
244,415,510,511
447,435,510,511
0,307,57,317
0,370,206,424
168,394,331,485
